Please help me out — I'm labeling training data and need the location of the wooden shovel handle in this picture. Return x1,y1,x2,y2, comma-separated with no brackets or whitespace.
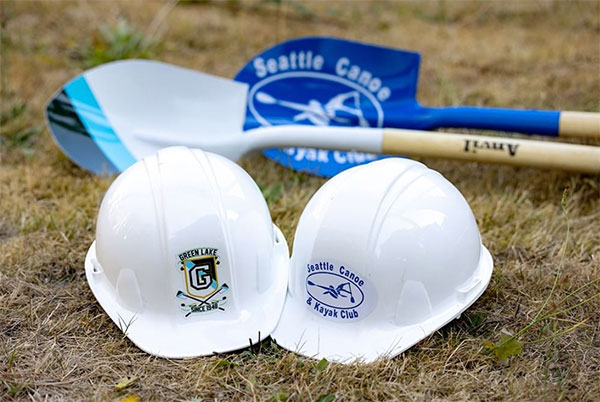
559,112,600,138
381,128,600,173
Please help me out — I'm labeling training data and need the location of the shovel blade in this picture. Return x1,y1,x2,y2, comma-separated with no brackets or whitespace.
46,60,249,175
235,36,421,177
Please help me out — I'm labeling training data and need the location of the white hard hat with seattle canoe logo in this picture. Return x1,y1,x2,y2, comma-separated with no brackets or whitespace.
271,158,494,363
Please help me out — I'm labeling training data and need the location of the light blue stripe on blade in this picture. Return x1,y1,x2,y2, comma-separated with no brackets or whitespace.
64,76,136,172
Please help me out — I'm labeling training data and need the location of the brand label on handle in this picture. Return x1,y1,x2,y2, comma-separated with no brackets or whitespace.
464,139,519,156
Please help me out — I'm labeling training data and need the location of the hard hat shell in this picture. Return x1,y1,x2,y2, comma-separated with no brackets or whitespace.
85,146,289,358
272,158,493,363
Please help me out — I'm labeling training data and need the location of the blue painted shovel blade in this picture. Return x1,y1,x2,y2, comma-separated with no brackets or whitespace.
235,36,421,178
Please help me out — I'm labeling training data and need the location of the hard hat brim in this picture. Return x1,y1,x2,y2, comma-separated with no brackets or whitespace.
85,225,290,358
271,246,493,364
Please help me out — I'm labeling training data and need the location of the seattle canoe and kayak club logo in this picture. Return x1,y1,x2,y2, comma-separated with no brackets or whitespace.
176,247,229,317
304,261,377,322
247,52,390,129
242,49,397,176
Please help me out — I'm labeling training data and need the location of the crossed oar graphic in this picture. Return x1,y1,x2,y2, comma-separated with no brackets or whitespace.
307,280,355,303
255,91,369,128
177,283,229,316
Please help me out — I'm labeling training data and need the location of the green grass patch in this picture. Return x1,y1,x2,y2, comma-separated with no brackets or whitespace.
76,19,158,68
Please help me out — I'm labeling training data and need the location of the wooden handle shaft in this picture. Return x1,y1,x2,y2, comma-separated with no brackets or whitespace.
559,112,600,138
382,128,600,173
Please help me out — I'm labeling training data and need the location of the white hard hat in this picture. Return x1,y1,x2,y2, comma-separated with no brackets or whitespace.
85,146,289,358
272,158,493,363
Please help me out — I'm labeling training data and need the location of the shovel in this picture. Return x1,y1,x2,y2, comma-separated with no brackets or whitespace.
45,60,600,176
234,36,599,176
236,36,599,137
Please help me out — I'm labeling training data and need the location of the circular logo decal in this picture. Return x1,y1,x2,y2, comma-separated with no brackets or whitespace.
305,262,377,322
248,72,384,129
307,272,365,310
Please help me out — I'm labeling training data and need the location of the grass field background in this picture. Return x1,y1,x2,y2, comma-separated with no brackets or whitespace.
1,1,599,400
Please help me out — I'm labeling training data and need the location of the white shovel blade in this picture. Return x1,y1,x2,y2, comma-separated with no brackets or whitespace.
83,60,249,161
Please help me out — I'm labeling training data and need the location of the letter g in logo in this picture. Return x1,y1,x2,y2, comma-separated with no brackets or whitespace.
183,256,219,298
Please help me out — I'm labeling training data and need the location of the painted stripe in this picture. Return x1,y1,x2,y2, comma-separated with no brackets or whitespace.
46,90,119,175
64,76,136,172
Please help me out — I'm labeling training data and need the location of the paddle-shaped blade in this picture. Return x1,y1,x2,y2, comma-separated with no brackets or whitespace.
235,36,421,177
46,60,248,175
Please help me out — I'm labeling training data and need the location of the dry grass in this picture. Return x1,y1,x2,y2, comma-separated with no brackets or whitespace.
1,0,599,400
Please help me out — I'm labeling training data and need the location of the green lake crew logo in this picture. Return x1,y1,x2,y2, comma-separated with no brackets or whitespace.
176,247,229,317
